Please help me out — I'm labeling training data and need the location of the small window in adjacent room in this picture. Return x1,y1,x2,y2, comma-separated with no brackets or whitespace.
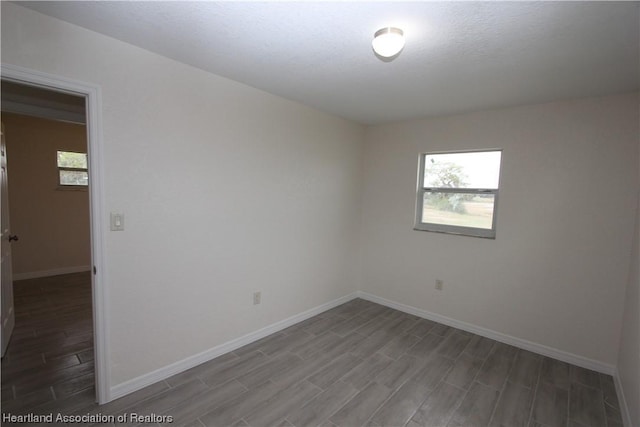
415,149,502,238
57,150,88,187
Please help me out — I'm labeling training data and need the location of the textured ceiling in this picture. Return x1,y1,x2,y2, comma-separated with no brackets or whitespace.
18,1,640,124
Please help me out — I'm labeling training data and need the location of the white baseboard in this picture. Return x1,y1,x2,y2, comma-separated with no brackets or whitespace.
13,265,91,281
356,291,616,375
109,292,358,401
109,289,621,404
613,369,634,427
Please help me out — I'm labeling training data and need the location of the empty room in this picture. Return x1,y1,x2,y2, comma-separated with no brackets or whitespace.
1,2,638,427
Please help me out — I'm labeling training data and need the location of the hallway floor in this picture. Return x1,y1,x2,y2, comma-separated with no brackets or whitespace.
1,272,95,414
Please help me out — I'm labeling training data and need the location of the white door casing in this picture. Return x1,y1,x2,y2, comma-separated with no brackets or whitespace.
0,64,110,403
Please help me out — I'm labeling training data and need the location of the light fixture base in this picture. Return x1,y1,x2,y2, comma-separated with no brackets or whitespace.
372,27,405,58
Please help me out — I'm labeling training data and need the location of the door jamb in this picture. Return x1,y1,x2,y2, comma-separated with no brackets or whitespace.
1,64,111,404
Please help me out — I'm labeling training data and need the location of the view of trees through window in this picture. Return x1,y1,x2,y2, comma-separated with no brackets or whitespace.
57,151,88,186
423,159,494,228
417,150,501,237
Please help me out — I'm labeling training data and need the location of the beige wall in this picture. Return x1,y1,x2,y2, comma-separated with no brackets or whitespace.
2,113,90,278
361,93,639,368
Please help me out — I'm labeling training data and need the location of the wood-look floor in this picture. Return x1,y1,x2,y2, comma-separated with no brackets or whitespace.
2,273,94,413
1,272,94,417
1,274,623,427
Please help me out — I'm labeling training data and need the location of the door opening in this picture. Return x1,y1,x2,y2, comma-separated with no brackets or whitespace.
1,122,16,357
1,65,109,404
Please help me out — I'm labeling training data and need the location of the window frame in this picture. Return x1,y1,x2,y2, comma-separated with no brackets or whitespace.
414,148,503,239
56,150,89,188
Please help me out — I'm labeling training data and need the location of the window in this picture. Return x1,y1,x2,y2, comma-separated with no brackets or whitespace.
57,151,88,187
415,149,502,238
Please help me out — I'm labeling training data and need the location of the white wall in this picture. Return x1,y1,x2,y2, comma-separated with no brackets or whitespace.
361,94,639,367
1,3,365,386
617,138,639,425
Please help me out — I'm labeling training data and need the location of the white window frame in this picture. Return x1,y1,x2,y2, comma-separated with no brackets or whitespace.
57,150,88,188
414,149,503,239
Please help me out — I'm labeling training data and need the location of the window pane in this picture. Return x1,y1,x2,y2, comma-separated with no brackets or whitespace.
423,151,501,189
57,151,87,169
59,170,88,186
422,192,495,229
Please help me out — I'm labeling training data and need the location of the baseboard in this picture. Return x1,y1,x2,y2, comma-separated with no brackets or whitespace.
109,289,620,403
357,291,616,375
109,292,358,401
13,265,91,281
613,369,634,427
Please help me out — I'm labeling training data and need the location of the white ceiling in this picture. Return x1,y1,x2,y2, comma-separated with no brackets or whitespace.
19,1,640,124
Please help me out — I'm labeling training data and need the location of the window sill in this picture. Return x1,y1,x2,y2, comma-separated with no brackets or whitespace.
413,224,496,239
56,185,88,192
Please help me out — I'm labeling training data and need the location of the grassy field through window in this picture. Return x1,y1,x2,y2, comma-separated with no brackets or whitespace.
422,196,494,229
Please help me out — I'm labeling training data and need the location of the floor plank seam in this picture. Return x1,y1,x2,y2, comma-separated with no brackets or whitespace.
525,357,543,427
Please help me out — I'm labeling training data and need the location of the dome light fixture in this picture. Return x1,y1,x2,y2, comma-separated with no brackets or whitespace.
372,27,405,58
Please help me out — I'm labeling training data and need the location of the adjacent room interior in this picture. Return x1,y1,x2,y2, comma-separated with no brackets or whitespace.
1,2,638,427
0,81,95,415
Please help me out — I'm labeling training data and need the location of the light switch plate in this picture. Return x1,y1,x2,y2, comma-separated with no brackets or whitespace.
110,212,124,231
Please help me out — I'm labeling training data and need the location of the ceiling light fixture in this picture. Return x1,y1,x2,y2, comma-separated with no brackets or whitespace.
372,27,405,58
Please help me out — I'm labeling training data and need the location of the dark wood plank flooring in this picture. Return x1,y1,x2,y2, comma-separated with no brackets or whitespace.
1,272,94,416
1,276,623,427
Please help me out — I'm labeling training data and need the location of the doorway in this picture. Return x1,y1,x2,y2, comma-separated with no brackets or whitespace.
1,99,94,410
0,65,108,404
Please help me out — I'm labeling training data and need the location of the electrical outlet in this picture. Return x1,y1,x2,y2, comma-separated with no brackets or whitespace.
253,291,261,305
435,279,444,291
